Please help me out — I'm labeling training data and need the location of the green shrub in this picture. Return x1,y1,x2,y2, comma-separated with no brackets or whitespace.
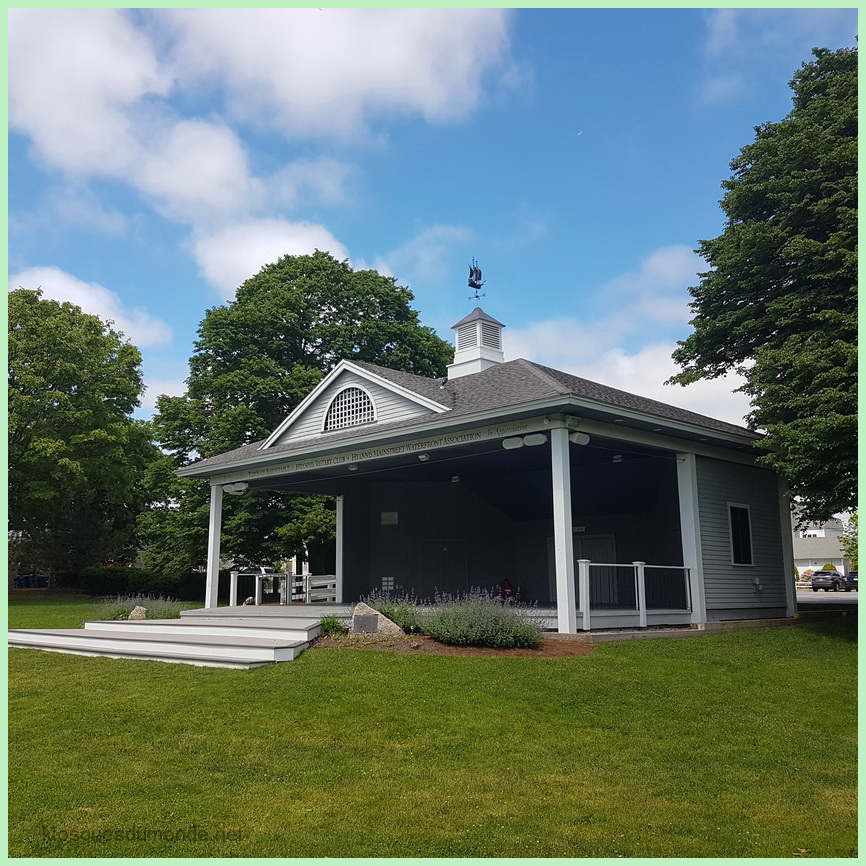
319,615,348,637
97,595,186,620
419,589,542,649
362,591,424,633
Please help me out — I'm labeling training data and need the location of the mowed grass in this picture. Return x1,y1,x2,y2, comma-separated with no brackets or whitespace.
8,597,857,858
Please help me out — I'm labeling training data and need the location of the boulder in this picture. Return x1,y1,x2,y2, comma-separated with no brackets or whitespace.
128,605,147,620
351,601,403,635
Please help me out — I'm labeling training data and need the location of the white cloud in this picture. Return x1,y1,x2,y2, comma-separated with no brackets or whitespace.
9,266,172,347
373,225,472,285
193,219,350,297
9,8,171,176
699,9,857,105
504,245,752,427
160,8,516,140
8,9,361,233
266,158,357,212
139,378,188,410
135,120,259,225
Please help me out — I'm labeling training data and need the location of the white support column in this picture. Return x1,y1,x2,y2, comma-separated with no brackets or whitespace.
676,453,707,624
229,571,238,608
204,483,224,609
254,575,263,606
778,477,797,617
550,425,577,633
633,561,647,628
577,559,591,631
335,495,344,604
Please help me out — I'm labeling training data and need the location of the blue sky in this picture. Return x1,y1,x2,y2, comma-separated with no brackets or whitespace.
8,7,858,425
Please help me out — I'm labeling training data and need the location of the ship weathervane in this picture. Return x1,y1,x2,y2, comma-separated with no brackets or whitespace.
468,258,485,301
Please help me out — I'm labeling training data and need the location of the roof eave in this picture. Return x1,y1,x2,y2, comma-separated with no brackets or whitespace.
176,393,759,480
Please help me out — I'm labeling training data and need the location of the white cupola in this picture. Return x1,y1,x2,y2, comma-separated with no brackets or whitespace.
446,307,506,380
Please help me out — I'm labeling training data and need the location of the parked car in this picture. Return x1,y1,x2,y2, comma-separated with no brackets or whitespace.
810,570,845,592
844,571,858,592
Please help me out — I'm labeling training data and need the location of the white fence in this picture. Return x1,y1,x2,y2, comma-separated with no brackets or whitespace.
228,572,337,606
576,560,691,631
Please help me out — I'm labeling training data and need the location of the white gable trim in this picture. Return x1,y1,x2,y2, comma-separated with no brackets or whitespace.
260,360,449,449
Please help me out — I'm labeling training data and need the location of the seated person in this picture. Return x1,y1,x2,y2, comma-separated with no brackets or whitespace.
499,578,517,600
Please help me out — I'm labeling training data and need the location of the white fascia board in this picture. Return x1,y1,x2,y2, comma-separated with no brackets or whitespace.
559,394,759,447
180,397,565,480
179,393,760,482
259,360,449,450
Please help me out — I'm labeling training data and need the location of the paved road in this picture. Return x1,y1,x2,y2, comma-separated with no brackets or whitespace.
796,589,858,611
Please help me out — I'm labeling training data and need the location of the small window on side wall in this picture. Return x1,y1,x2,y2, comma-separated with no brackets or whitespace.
728,503,754,566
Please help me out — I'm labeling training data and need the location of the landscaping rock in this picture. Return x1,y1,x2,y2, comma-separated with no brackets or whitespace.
128,606,148,620
351,601,404,635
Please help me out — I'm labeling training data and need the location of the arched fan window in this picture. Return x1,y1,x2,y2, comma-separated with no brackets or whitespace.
323,386,376,431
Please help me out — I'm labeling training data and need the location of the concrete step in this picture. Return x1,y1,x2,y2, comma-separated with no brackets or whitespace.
8,627,309,666
83,617,321,642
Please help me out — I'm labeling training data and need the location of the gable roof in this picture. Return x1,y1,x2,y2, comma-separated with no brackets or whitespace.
181,357,760,476
260,358,450,448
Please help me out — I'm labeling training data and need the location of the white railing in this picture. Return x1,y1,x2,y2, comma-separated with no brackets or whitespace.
576,560,691,631
290,574,337,604
227,572,337,606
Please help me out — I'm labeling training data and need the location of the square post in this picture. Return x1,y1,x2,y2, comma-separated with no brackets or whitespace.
778,478,797,617
577,559,591,630
633,561,647,627
254,574,263,606
204,483,224,609
335,495,344,604
676,453,707,624
550,425,577,633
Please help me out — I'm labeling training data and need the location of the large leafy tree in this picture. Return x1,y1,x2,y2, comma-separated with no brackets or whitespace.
670,47,857,522
8,288,159,574
141,251,453,574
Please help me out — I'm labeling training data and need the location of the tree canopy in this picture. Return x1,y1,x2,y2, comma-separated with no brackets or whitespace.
670,47,857,522
141,251,453,574
8,288,158,573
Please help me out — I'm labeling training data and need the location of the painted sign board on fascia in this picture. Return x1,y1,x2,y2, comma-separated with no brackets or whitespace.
212,418,551,485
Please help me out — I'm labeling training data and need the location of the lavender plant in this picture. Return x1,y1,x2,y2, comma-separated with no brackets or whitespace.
97,595,186,620
361,590,425,633
420,588,542,648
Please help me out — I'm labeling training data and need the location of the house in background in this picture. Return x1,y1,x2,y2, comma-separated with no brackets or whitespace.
178,306,796,633
792,517,849,575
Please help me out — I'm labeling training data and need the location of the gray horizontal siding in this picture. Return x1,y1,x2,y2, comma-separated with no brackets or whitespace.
275,371,436,444
696,456,787,609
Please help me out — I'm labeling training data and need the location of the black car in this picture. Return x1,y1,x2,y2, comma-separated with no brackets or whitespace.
810,570,846,592
844,571,858,592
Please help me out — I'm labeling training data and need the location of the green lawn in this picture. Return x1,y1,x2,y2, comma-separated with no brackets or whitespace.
8,596,857,858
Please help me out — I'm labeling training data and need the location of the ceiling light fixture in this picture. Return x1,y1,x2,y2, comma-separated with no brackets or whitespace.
523,433,548,447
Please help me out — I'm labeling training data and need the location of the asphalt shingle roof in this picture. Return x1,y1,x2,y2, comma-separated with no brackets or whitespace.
183,357,758,473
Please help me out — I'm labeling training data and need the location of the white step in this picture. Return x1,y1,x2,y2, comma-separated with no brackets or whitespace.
83,617,321,642
8,644,273,669
8,628,308,664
